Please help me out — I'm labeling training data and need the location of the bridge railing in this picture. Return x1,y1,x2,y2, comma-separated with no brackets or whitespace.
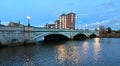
0,26,23,31
34,27,71,32
33,27,99,33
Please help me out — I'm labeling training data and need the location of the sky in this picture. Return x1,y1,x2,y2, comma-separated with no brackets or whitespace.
0,0,120,30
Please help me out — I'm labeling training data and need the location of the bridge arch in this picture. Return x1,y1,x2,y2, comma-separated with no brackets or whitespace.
44,34,69,41
89,34,97,38
73,34,88,40
35,32,70,41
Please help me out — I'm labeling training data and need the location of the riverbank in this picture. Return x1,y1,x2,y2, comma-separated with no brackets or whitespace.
99,33,120,38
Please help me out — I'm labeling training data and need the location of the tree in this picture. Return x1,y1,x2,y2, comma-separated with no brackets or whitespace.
107,27,112,33
99,26,106,34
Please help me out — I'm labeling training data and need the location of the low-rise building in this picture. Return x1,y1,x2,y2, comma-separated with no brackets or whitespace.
45,24,55,28
8,21,24,27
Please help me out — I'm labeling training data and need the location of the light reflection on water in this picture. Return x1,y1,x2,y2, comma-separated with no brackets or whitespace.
82,41,89,55
94,38,101,60
0,38,120,66
56,41,80,66
56,45,67,64
93,38,101,65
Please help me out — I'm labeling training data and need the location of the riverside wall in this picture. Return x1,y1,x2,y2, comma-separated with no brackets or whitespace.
0,26,35,47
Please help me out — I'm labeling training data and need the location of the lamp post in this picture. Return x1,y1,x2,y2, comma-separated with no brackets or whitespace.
97,22,100,30
85,24,88,29
27,16,31,41
27,16,30,27
85,24,88,33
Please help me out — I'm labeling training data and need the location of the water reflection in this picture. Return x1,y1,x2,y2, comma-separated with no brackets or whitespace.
56,41,80,66
82,41,89,55
1,38,120,66
56,45,67,64
67,45,80,65
94,38,101,62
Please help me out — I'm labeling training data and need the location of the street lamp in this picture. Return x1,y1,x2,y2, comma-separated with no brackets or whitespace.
97,22,100,30
27,16,31,40
85,24,88,33
85,24,88,29
27,16,30,27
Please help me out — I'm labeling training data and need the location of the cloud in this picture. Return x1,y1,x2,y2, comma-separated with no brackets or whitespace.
79,16,120,30
98,17,120,29
89,17,120,30
95,0,118,19
96,0,118,11
98,8,115,18
1,21,9,25
102,0,117,7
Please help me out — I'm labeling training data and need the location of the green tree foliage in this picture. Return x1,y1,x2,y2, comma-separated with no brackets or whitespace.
107,27,112,33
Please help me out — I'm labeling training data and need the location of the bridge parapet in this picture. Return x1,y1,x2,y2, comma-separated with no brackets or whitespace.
34,27,71,32
0,26,22,31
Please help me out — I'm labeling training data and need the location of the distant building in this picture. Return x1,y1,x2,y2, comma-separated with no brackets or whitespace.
45,11,76,29
8,21,24,27
59,14,68,29
67,12,76,29
55,20,60,29
45,24,55,28
59,11,76,29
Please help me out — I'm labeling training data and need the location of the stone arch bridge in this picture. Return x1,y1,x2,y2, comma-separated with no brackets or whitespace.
0,27,99,45
34,27,99,41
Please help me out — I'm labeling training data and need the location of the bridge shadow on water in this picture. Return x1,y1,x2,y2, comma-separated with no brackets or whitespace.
35,33,98,46
36,40,69,46
36,38,90,46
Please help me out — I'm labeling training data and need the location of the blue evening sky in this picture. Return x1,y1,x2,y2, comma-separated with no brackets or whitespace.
0,0,120,29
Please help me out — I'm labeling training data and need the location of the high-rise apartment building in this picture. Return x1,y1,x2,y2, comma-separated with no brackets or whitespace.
59,12,76,29
46,11,76,29
59,14,68,29
67,12,76,29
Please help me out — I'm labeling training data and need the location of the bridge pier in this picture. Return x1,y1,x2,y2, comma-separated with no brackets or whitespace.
70,30,73,40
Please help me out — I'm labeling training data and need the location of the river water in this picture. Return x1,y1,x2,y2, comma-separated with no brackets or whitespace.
0,38,120,66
